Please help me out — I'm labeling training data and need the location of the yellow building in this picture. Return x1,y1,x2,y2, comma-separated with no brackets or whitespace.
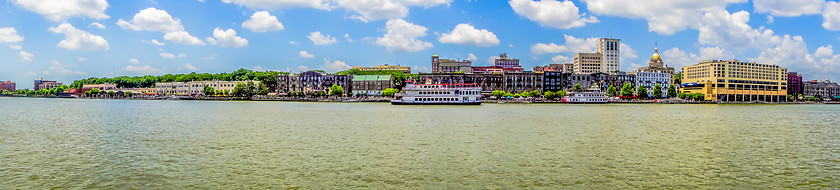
353,64,411,73
681,60,788,102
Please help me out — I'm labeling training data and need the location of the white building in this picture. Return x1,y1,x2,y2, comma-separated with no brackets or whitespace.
574,52,603,74
598,38,620,73
155,80,259,96
633,72,672,97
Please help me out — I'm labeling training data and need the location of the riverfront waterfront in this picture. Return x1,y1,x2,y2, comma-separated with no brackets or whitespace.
1,97,839,189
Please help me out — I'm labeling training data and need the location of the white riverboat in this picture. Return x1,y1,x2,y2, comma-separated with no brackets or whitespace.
562,91,608,103
391,81,482,105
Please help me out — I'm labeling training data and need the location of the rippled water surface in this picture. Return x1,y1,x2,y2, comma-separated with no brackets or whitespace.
1,97,839,189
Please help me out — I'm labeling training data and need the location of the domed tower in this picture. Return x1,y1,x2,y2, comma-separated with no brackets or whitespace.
649,45,664,68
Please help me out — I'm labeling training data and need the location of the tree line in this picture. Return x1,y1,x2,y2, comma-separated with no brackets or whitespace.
69,68,286,92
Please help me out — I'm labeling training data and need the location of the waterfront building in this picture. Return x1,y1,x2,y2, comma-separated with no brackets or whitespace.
117,88,156,96
471,66,524,74
352,64,411,73
533,64,573,73
503,72,544,93
418,72,540,94
543,71,570,92
569,72,635,92
155,80,257,96
351,75,394,95
787,72,803,96
431,54,472,73
629,46,675,97
34,78,63,91
82,84,117,92
598,38,621,73
803,80,840,100
681,60,788,102
0,81,15,91
574,53,603,74
493,53,524,72
277,71,351,95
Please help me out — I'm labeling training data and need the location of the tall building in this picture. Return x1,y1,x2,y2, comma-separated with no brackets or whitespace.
493,53,523,70
574,53,603,74
33,78,63,91
431,54,472,73
598,38,621,73
352,64,411,73
787,72,803,96
0,81,15,91
803,80,840,100
681,60,788,102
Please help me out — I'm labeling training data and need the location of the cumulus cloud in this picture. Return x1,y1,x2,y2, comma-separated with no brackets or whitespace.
46,60,87,76
510,0,597,29
531,34,598,55
19,51,34,62
118,7,205,45
204,53,216,60
242,11,284,32
289,41,300,45
129,58,140,64
582,0,745,35
0,27,24,43
159,49,186,59
253,66,265,71
823,1,840,31
698,46,735,60
412,66,430,72
185,63,200,71
344,33,353,43
122,65,164,75
144,39,166,46
307,31,337,45
221,0,334,10
11,0,109,22
9,44,23,50
89,22,106,29
661,46,735,70
467,53,478,61
48,23,109,50
206,28,248,48
551,55,572,64
375,19,433,52
438,23,499,47
77,57,87,61
323,58,351,72
753,0,824,17
698,9,779,50
333,0,451,22
299,50,315,58
298,65,310,71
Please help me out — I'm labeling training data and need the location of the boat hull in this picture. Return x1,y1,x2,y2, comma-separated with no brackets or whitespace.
391,101,481,105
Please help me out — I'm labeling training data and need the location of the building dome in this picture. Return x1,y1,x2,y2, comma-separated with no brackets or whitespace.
432,54,439,58
651,47,661,60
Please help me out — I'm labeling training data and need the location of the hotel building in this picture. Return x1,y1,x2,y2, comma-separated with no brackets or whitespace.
681,60,788,102
351,75,394,95
352,64,411,73
574,53,603,74
431,54,472,73
598,38,621,73
0,81,15,91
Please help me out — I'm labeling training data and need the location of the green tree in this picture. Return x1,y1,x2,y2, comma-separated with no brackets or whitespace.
329,84,343,96
223,89,230,96
637,85,648,99
544,91,556,100
1,90,10,95
606,85,618,97
652,84,663,99
257,82,269,95
88,88,101,95
787,95,795,102
557,90,567,97
530,90,541,98
504,92,513,98
667,85,677,98
124,91,133,97
203,85,215,96
491,90,506,97
382,88,399,97
574,84,583,92
232,82,251,97
620,83,634,98
513,93,521,98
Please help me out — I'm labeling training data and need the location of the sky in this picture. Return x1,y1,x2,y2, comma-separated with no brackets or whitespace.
2,0,840,89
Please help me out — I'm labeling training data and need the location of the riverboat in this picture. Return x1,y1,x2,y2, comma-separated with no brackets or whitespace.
391,81,482,105
562,91,608,103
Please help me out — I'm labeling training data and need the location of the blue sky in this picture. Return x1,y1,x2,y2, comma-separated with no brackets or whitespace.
2,0,840,89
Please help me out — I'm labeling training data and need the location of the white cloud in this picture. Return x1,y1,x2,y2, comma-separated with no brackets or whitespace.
698,46,734,60
206,28,248,48
242,11,285,32
823,1,840,31
299,50,315,58
753,0,824,17
122,65,164,75
486,56,501,64
163,31,206,45
0,27,24,43
11,0,109,22
117,8,184,33
185,63,199,71
344,33,353,43
9,44,23,50
334,0,451,22
698,9,779,50
438,23,499,47
289,41,300,45
307,31,337,45
25,72,36,76
158,49,185,59
814,45,834,58
467,53,478,61
89,22,106,29
412,66,430,72
221,0,334,10
582,0,745,35
661,47,700,70
323,58,351,72
551,55,572,63
509,0,598,29
47,60,87,76
77,57,87,61
144,39,166,46
531,34,598,55
19,51,34,62
129,58,140,64
48,23,109,50
620,43,637,59
253,66,265,71
204,53,216,60
298,65,309,71
375,19,433,52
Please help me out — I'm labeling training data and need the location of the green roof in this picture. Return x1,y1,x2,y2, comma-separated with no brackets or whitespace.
352,75,391,81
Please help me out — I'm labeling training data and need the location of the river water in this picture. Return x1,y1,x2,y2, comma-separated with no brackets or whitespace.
1,97,838,189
